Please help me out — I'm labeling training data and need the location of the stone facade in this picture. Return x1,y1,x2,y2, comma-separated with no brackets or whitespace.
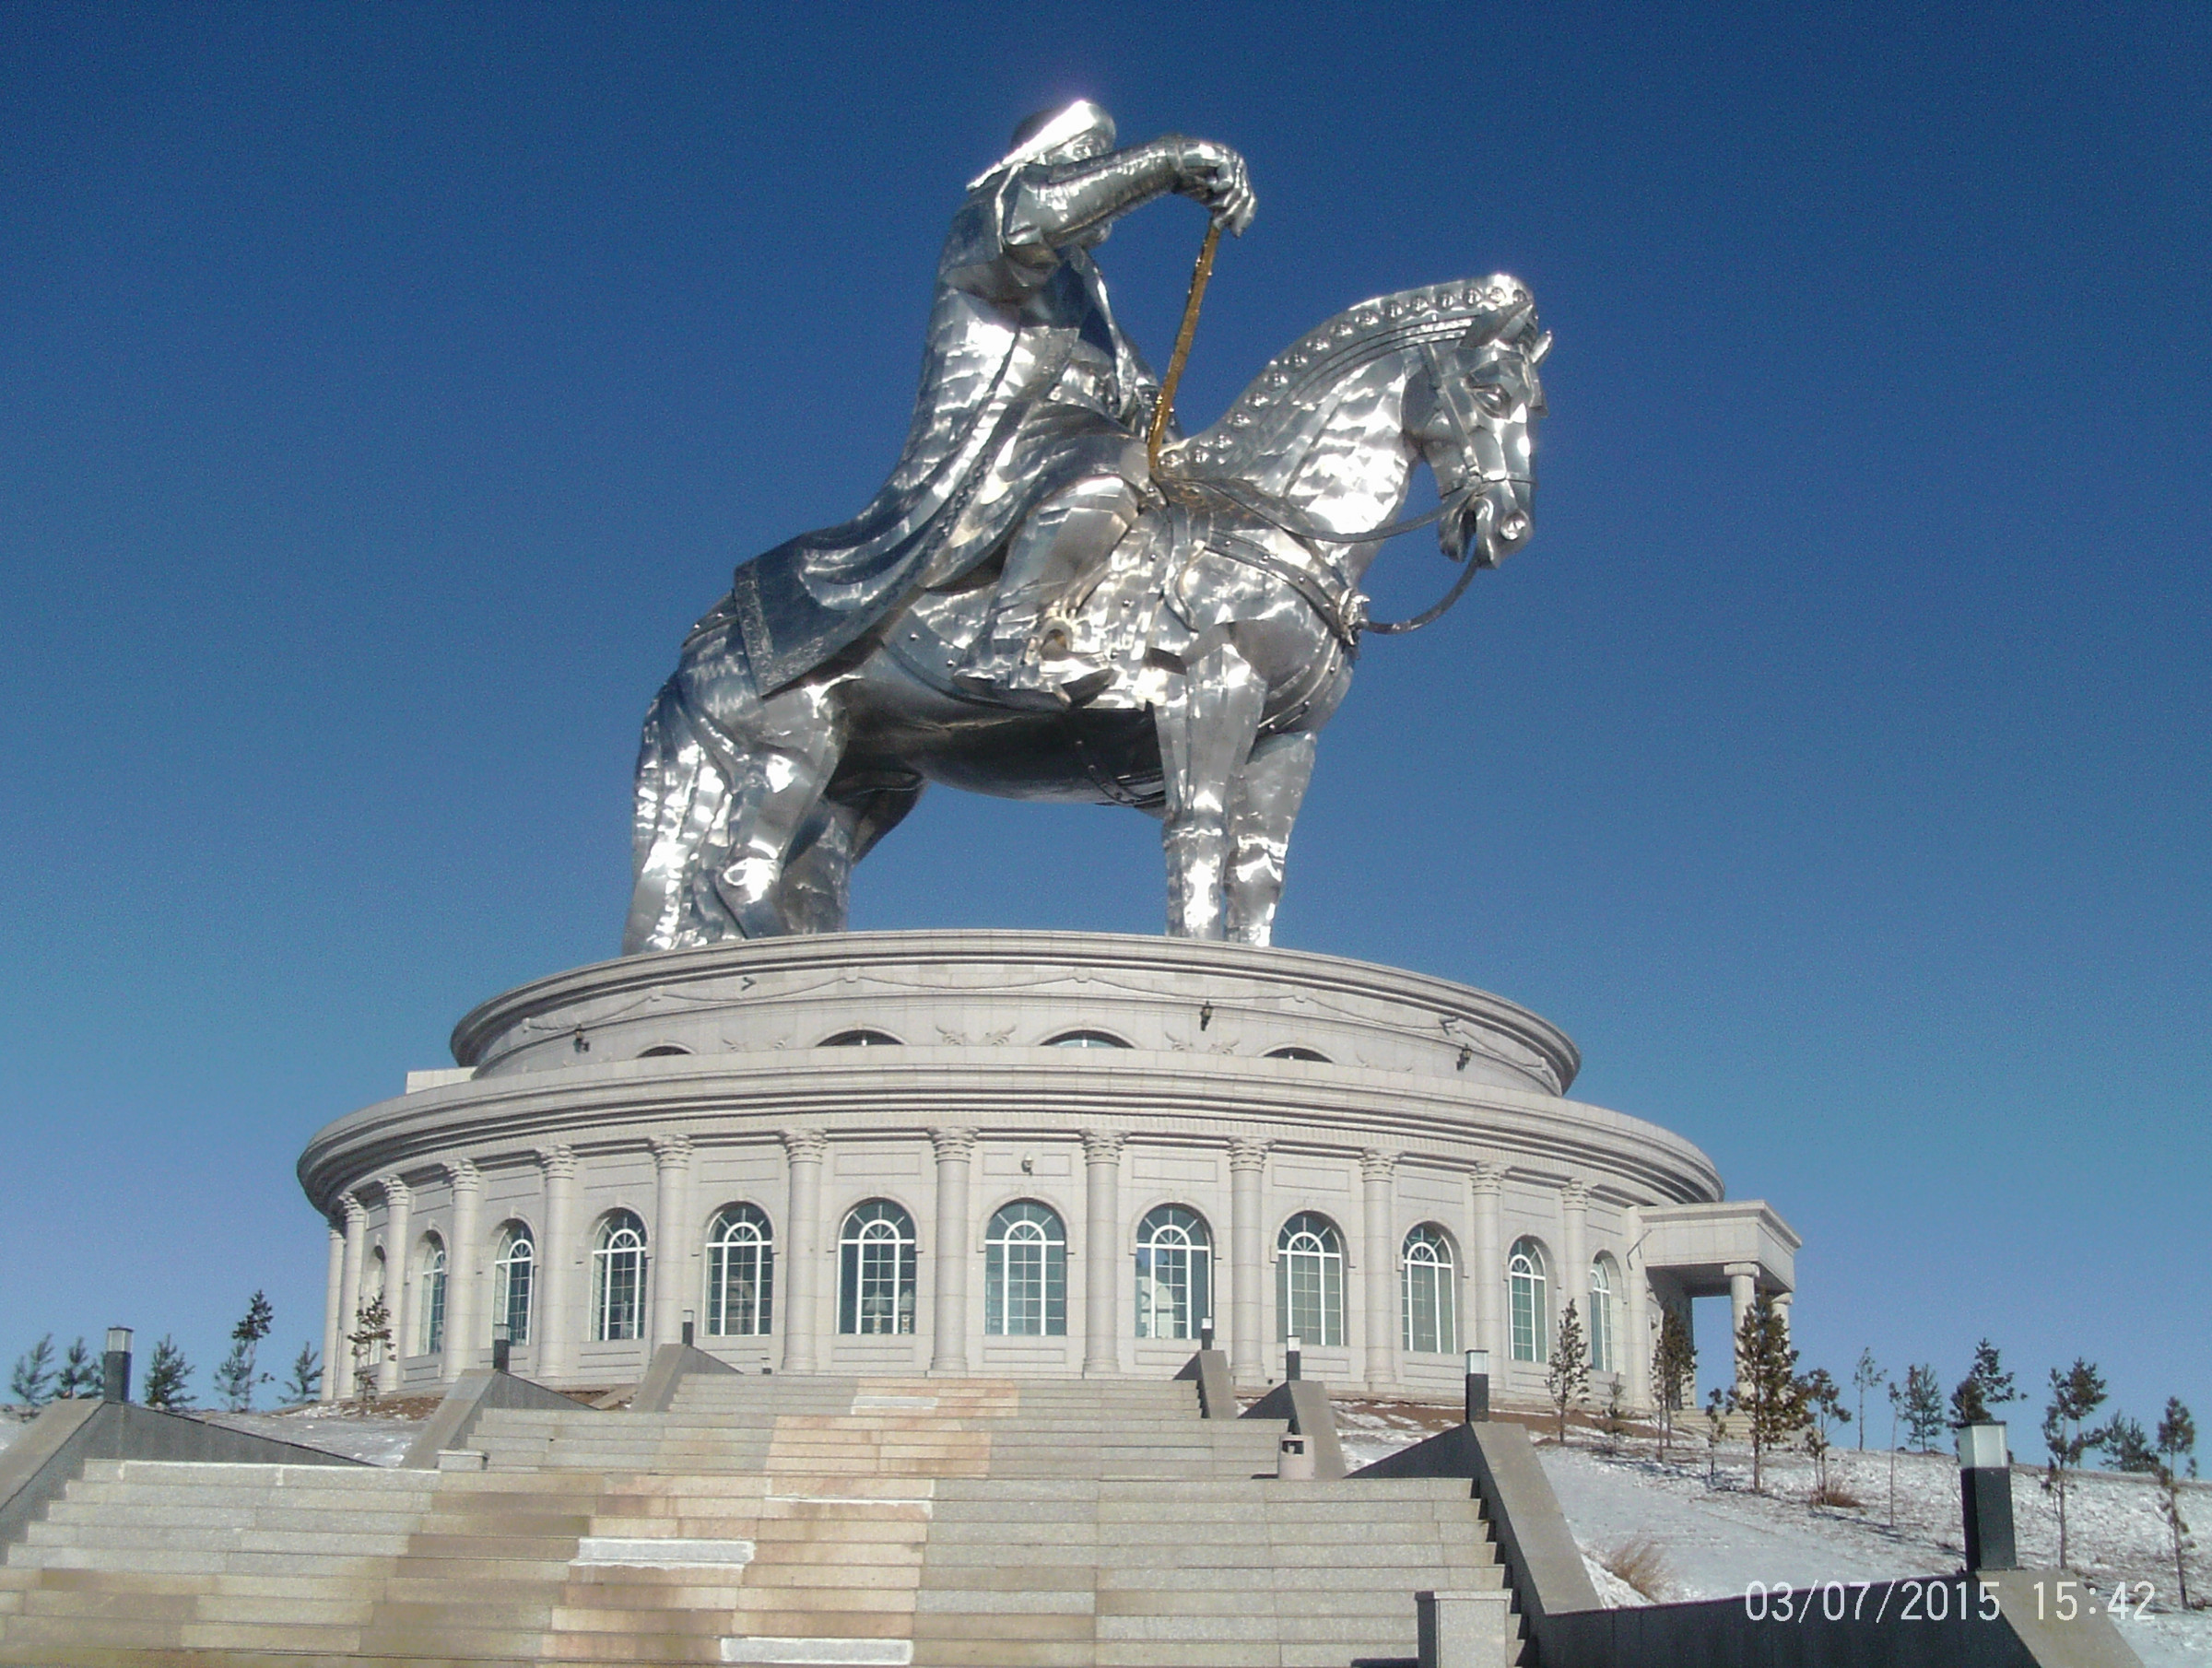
299,931,1798,1407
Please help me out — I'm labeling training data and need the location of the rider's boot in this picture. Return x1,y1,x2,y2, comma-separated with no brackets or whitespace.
955,476,1138,704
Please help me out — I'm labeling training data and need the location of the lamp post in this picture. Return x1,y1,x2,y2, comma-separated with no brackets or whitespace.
682,1309,696,1347
101,1327,132,1404
491,1322,512,1376
1464,1347,1490,1423
1200,1319,1215,1353
1959,1422,2017,1571
1285,1334,1301,1382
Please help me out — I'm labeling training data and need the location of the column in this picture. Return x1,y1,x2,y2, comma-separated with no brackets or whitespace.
1621,1205,1651,1413
1228,1139,1269,1384
650,1136,694,1351
1772,1290,1793,1346
379,1176,413,1392
445,1158,482,1381
929,1128,976,1375
336,1193,366,1399
1360,1150,1398,1391
1726,1262,1758,1395
537,1145,580,1382
320,1220,345,1404
1081,1130,1124,1377
1467,1163,1505,1368
781,1129,827,1373
1559,1181,1590,1364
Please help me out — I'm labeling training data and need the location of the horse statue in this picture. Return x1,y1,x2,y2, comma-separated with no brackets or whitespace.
625,274,1547,953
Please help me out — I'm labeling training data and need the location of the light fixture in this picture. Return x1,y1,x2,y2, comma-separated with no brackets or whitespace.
571,1027,590,1053
1464,1347,1490,1422
682,1308,697,1347
105,1327,133,1355
102,1327,134,1404
1199,1001,1214,1030
1456,1046,1472,1071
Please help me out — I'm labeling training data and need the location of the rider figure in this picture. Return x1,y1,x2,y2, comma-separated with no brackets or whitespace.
947,102,1254,701
722,101,1253,705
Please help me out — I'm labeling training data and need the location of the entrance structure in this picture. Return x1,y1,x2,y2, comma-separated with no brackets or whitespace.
299,930,1797,1408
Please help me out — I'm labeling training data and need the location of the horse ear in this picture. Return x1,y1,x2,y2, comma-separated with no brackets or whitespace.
1529,331,1553,366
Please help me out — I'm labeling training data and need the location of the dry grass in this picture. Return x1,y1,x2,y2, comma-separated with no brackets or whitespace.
1810,1480,1865,1509
1600,1534,1674,1602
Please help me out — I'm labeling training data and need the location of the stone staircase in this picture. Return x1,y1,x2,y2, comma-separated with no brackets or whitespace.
0,1378,1516,1666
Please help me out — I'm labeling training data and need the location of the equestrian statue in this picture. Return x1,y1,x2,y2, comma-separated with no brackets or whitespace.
625,100,1547,953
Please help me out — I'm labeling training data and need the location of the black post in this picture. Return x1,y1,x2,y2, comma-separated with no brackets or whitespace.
1200,1320,1215,1353
682,1318,696,1347
491,1334,512,1375
1285,1336,1301,1381
1959,1423,2017,1571
100,1327,132,1404
1464,1349,1490,1423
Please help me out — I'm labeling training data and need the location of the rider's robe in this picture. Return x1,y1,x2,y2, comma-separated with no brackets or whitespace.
725,160,1159,694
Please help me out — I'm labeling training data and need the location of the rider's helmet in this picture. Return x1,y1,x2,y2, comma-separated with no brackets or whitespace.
970,100,1116,188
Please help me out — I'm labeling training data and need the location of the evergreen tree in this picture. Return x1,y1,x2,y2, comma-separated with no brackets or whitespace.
1901,1363,1947,1452
1852,1348,1885,1451
54,1338,99,1399
284,1343,323,1405
2041,1358,2110,1569
141,1335,194,1410
1651,1307,1697,1460
1702,1387,1728,1486
1800,1367,1852,1503
2153,1398,2196,1609
347,1298,392,1412
1724,1295,1810,1494
215,1291,276,1413
1949,1339,2018,1427
1545,1300,1589,1444
2106,1415,2156,1474
8,1336,56,1408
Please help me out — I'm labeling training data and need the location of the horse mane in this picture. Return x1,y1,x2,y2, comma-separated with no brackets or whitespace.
1171,275,1534,480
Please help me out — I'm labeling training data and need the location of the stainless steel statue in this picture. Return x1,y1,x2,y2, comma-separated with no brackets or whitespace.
626,101,1547,953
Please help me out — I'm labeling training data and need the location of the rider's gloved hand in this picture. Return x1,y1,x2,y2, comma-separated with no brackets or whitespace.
1172,140,1256,234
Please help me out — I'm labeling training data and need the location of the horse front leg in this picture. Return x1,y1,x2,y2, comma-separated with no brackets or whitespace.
1155,642,1266,939
711,683,849,939
1224,730,1317,946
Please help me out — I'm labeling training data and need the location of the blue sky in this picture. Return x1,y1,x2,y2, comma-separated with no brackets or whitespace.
2,4,2204,1438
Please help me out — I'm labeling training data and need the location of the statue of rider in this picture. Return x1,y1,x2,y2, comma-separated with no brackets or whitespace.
722,100,1254,705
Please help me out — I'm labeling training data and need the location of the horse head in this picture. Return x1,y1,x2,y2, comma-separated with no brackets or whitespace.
1406,276,1549,569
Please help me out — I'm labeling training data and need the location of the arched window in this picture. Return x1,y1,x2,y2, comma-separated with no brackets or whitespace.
1587,1255,1618,1373
592,1210,647,1343
705,1204,774,1337
1276,1213,1344,1348
821,1029,901,1047
984,1202,1067,1336
418,1237,448,1356
1401,1224,1457,1355
1135,1205,1212,1340
1045,1030,1129,1048
839,1200,916,1334
493,1224,534,1346
1265,1046,1331,1062
1508,1237,1549,1364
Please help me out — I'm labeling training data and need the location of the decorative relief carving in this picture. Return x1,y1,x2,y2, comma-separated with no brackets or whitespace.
535,1145,577,1180
445,1157,481,1193
780,1128,829,1163
1560,1180,1591,1211
1080,1130,1125,1164
651,1134,694,1168
928,1127,979,1162
1469,1160,1506,1195
1359,1148,1399,1184
1228,1137,1271,1172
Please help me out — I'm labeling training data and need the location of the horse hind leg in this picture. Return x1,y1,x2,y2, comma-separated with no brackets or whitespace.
1155,641,1267,940
709,687,850,939
625,682,737,955
774,772,925,935
1224,730,1318,947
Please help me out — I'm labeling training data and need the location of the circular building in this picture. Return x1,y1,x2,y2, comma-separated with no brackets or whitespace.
299,930,1797,1409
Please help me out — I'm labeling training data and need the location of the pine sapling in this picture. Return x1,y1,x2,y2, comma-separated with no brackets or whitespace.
2041,1357,2110,1570
1950,1339,2018,1428
1724,1295,1809,1495
8,1336,56,1409
2154,1398,2195,1609
284,1343,323,1405
141,1335,194,1410
1546,1300,1590,1444
347,1298,391,1413
55,1338,99,1399
1651,1307,1696,1462
1902,1364,1947,1452
1703,1387,1728,1486
1852,1348,1885,1451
